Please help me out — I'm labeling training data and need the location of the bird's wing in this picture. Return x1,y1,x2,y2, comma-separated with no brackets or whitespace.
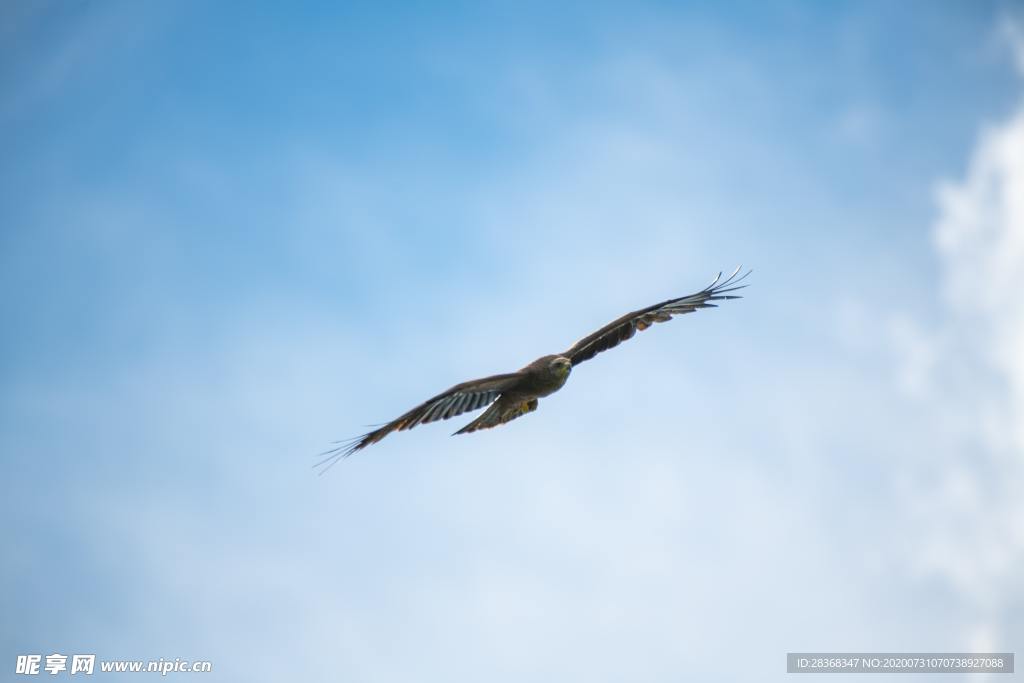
316,372,525,472
562,266,750,366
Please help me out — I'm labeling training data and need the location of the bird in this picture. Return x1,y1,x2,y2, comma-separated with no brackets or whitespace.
317,267,749,472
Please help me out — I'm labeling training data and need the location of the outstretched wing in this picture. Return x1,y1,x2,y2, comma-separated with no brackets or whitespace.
316,372,525,472
563,266,750,366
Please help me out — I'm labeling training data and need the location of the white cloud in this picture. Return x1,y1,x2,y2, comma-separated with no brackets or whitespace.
895,28,1024,646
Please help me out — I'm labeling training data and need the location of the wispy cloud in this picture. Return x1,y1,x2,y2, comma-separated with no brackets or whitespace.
0,2,170,123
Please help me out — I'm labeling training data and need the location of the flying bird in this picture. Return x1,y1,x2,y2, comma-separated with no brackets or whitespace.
318,267,749,472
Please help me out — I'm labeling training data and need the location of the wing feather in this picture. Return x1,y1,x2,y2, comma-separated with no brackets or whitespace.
563,266,750,366
315,372,524,472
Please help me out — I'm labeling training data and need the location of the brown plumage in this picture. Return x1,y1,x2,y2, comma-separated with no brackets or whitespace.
317,267,749,472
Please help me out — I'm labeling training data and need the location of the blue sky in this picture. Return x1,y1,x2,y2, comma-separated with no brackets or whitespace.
3,2,1024,681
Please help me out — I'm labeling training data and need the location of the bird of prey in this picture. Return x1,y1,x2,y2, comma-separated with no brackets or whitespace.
317,267,749,472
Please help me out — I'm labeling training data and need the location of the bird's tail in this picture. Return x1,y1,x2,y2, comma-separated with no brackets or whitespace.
454,397,537,435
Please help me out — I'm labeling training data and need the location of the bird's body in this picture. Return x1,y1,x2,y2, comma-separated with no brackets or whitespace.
454,355,571,435
511,354,573,400
318,267,749,471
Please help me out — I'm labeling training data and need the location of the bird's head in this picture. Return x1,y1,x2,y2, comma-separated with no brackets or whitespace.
549,356,572,378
